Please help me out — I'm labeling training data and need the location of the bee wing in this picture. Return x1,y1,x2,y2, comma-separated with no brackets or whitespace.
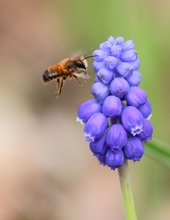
68,50,85,58
68,49,93,58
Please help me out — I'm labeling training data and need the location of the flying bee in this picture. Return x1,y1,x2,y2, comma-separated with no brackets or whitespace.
42,54,94,98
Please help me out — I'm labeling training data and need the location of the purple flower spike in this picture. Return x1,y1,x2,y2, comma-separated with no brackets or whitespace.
93,50,109,62
138,119,153,142
124,137,144,161
106,124,127,150
77,99,101,124
126,71,142,86
102,96,122,117
84,113,108,142
121,50,137,62
122,106,144,136
110,77,129,99
122,40,134,51
126,86,147,107
104,56,117,70
77,36,153,170
90,134,107,155
116,62,133,77
91,82,109,102
138,100,152,119
106,149,124,169
97,68,113,84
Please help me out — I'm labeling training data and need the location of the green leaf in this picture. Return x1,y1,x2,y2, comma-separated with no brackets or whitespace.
145,139,170,168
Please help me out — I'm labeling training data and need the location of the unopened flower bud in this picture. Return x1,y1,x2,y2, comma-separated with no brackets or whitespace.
97,68,113,84
77,99,101,124
91,82,109,102
122,40,134,51
111,45,122,57
122,106,144,136
110,77,129,99
121,50,137,62
114,36,124,45
104,56,118,70
124,137,144,161
102,96,122,117
90,134,107,155
84,113,108,142
126,71,142,86
126,86,147,107
93,61,104,72
116,62,133,77
129,59,141,70
106,149,124,169
99,41,112,52
138,100,152,119
107,36,115,43
138,119,153,142
106,124,127,150
93,50,109,62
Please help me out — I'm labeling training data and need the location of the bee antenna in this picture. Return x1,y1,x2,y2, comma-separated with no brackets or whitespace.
84,49,93,57
83,55,97,60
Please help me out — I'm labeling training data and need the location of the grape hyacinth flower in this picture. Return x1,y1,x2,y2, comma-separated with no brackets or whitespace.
77,36,153,170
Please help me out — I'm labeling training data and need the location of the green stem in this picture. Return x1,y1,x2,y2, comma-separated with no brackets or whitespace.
118,159,137,220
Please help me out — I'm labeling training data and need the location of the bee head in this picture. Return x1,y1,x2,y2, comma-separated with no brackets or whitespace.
74,59,87,73
77,54,96,72
42,70,49,82
42,70,54,82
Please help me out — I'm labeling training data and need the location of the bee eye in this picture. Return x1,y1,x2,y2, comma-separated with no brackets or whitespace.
75,60,86,69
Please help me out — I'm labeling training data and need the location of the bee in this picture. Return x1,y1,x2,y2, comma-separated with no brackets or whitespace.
42,55,94,98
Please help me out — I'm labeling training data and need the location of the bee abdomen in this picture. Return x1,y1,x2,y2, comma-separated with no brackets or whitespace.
42,70,58,82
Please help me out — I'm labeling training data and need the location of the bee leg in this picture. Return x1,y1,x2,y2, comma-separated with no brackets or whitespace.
56,78,60,92
59,79,63,96
55,78,62,98
55,78,60,94
72,74,82,86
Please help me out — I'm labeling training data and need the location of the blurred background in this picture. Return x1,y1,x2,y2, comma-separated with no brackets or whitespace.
0,0,170,219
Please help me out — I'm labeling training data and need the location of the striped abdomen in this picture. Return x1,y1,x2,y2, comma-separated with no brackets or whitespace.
42,69,59,83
